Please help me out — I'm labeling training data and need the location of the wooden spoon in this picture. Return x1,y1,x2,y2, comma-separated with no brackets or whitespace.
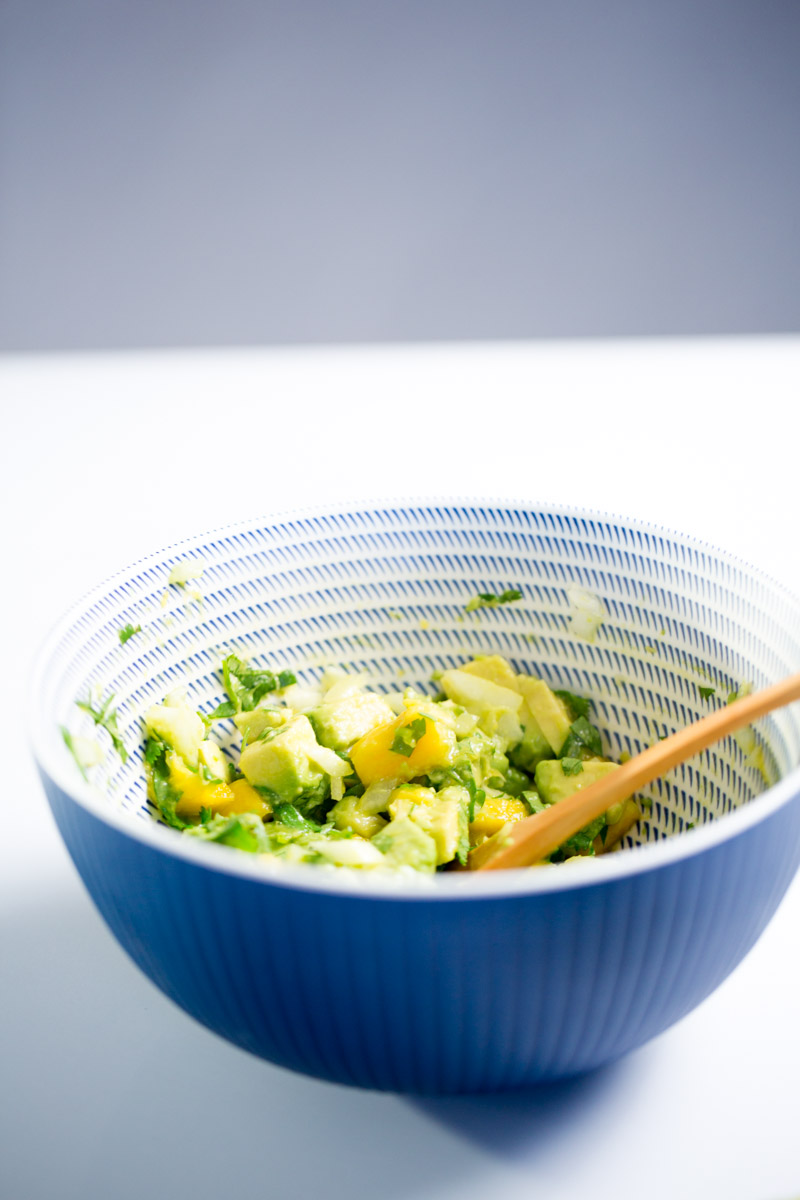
470,670,800,871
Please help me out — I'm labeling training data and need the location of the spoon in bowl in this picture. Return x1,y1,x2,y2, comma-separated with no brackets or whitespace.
469,670,800,871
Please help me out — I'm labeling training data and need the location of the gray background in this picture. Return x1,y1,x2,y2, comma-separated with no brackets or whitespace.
2,0,799,351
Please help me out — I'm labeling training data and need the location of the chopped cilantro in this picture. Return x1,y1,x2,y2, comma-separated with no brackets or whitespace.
272,803,321,832
118,623,142,645
207,699,237,721
464,589,522,613
184,813,270,853
561,757,584,776
222,654,297,713
390,716,428,756
61,726,88,780
554,689,592,719
199,806,212,824
76,691,128,763
522,789,548,815
559,716,603,760
553,815,605,860
698,686,716,701
143,734,188,829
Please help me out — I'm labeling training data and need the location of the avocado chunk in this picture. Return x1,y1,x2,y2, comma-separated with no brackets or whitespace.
311,690,394,752
535,757,620,806
371,815,437,872
509,714,553,772
240,714,328,808
234,706,287,744
388,783,470,865
145,699,206,766
329,793,388,839
516,678,572,754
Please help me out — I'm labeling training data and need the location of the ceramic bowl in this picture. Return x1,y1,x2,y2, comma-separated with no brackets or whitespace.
31,501,800,1093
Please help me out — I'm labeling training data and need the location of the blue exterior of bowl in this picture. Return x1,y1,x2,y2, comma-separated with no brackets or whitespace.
40,765,800,1093
31,501,800,1094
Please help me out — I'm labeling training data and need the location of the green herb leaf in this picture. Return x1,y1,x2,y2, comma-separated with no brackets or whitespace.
390,716,428,757
61,726,88,780
143,734,188,829
272,803,321,832
221,654,296,712
207,699,237,721
559,716,603,760
554,689,592,719
561,757,584,776
464,589,522,613
76,691,128,763
118,623,142,645
698,686,716,701
184,813,270,853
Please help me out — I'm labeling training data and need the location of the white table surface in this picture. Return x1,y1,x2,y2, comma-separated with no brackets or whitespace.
2,337,800,1200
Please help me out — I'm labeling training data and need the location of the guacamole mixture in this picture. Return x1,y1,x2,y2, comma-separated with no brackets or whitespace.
143,655,641,871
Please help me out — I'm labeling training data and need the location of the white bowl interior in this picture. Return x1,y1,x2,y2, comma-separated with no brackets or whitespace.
40,503,800,850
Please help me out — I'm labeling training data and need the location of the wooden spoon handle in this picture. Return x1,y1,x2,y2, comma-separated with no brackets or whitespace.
471,670,800,871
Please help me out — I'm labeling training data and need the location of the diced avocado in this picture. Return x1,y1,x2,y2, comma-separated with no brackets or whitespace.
234,706,287,743
306,836,385,868
516,678,572,753
329,794,388,839
459,655,518,690
240,714,328,806
600,798,642,851
388,783,469,865
509,707,553,772
535,758,620,806
311,690,395,751
371,815,438,872
145,700,206,765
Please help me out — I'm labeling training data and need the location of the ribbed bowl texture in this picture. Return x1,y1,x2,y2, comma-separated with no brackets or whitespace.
31,501,800,1093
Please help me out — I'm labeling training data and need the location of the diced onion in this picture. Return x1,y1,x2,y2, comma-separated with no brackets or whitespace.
281,684,322,711
566,584,606,642
307,744,350,776
361,777,400,814
324,673,369,704
167,559,205,585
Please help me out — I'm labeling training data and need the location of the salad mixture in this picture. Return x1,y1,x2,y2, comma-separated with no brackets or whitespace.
142,654,642,872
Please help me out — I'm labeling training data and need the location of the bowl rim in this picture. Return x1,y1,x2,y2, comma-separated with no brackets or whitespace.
29,495,800,902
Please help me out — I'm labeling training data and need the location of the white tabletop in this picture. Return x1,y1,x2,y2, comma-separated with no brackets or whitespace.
3,338,800,1200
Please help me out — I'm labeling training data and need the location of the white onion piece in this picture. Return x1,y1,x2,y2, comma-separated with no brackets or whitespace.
361,777,400,814
306,744,350,776
281,684,322,711
566,584,606,642
324,673,369,704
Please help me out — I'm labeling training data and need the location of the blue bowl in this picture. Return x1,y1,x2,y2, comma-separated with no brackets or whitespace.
30,501,800,1093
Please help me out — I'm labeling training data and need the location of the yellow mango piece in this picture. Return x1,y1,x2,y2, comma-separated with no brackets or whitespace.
175,777,235,820
350,710,456,785
167,750,267,820
220,778,272,819
469,792,528,843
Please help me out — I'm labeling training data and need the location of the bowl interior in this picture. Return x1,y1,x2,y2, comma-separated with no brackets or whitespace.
39,503,800,852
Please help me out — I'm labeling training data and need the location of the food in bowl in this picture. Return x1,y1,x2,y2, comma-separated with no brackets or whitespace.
142,652,642,870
